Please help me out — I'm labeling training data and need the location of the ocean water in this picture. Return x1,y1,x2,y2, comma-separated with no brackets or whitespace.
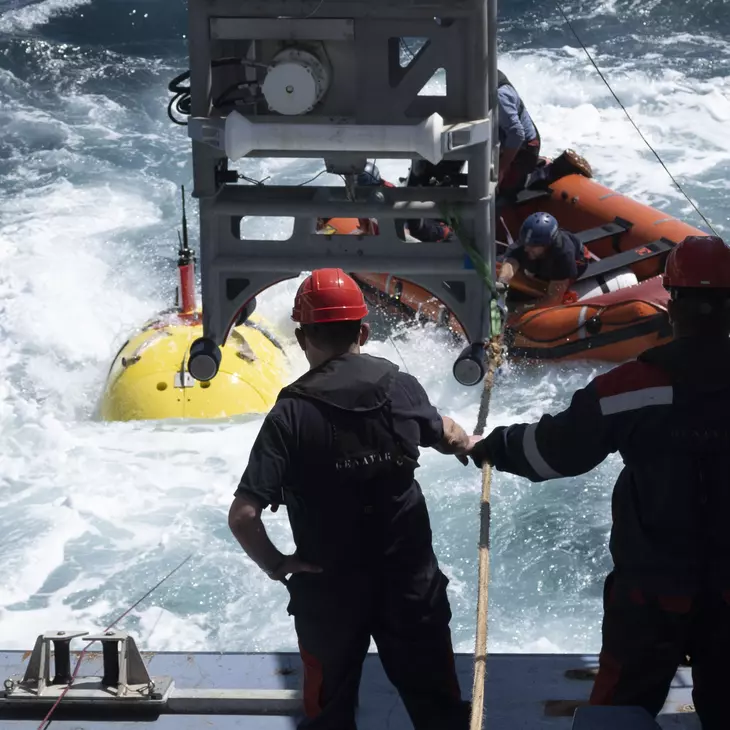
0,0,728,656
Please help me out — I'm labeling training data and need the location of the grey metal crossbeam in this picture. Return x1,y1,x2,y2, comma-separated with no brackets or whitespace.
182,0,499,385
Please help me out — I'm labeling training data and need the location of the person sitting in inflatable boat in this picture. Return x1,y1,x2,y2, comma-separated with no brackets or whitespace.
317,162,455,243
395,159,456,242
315,162,394,237
497,212,587,311
362,162,454,243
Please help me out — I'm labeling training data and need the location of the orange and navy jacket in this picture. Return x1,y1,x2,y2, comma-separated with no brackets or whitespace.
483,336,730,594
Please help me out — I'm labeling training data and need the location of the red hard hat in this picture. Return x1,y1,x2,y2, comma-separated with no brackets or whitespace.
291,268,369,324
663,235,730,289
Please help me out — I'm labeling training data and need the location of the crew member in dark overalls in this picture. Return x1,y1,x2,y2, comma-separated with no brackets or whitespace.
228,268,478,729
470,235,730,729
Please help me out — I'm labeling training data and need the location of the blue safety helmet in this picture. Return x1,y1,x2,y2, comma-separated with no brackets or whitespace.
357,162,382,186
518,212,560,247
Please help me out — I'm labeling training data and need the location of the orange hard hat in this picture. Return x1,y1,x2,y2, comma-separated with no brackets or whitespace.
291,269,369,324
663,235,730,289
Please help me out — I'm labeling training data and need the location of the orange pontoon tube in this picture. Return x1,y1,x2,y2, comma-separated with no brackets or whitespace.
319,167,706,363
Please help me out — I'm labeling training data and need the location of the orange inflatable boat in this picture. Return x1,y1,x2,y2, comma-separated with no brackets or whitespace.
321,162,707,363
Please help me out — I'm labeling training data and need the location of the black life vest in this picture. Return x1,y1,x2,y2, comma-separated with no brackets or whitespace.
277,354,420,573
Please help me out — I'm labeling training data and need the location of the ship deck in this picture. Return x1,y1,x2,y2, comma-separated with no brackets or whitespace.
0,650,699,728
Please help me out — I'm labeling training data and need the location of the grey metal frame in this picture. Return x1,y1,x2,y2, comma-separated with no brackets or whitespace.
185,0,499,377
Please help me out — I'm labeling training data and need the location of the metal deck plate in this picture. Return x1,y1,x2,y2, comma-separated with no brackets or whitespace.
0,651,700,728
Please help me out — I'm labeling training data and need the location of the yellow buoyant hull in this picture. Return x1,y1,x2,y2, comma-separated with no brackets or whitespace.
99,313,288,421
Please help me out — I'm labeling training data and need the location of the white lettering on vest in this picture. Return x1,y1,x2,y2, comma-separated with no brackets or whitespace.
335,452,393,470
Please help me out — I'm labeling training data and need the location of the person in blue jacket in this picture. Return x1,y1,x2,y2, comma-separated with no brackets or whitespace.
471,235,730,730
496,69,541,199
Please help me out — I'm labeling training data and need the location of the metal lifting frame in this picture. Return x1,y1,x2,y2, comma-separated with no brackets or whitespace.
185,0,499,382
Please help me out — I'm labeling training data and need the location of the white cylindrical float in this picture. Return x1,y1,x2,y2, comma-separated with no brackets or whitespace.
571,267,639,301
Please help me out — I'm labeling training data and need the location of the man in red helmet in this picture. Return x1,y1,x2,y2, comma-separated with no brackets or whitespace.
469,235,730,728
228,268,477,730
